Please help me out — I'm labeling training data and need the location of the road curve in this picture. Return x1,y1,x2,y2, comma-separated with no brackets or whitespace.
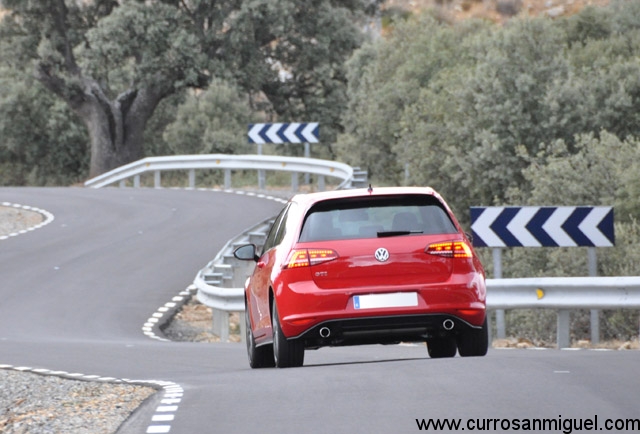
1,187,639,434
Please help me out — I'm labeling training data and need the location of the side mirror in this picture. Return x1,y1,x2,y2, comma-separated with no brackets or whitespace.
465,232,474,243
234,244,259,262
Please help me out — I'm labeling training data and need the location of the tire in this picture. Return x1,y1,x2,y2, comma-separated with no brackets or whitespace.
272,302,304,368
457,317,489,357
427,337,457,358
246,306,275,368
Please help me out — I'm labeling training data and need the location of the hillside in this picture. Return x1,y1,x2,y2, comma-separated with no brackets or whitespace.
384,0,612,24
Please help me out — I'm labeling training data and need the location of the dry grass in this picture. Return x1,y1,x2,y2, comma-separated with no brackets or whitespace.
383,0,612,24
165,296,242,343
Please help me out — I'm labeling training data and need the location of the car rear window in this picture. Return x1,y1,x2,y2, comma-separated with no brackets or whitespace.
298,195,458,242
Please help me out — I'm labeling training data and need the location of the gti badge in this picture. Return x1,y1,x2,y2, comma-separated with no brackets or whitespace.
374,247,389,262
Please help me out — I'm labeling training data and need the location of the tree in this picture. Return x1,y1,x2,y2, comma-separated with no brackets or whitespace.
337,14,486,183
515,131,640,223
163,79,254,155
430,18,568,210
0,66,88,185
0,0,373,179
1,0,207,177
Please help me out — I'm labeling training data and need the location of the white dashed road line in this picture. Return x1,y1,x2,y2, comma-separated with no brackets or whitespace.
144,382,184,434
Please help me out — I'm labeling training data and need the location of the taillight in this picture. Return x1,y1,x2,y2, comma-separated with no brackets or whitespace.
285,249,339,268
426,241,472,258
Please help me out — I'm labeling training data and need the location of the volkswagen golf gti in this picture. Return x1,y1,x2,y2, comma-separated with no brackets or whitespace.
233,186,488,368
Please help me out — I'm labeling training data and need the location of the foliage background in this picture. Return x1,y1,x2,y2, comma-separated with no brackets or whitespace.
333,1,640,343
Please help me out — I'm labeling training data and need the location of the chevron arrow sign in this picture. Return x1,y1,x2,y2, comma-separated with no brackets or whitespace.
248,122,319,144
470,206,614,247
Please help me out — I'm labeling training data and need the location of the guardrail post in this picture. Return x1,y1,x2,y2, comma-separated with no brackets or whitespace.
590,310,600,345
318,175,325,192
258,169,266,190
495,310,506,340
212,310,229,342
188,169,195,189
154,170,161,188
224,169,231,189
588,247,600,345
134,175,140,188
291,173,299,192
239,312,246,343
119,180,126,188
557,309,570,348
493,248,506,339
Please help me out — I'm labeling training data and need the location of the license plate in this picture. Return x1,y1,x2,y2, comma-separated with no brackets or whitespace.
353,292,418,310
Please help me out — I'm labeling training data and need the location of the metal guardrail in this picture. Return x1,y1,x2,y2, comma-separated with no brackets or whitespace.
193,217,275,342
487,276,640,309
195,224,640,345
487,276,640,348
84,154,362,191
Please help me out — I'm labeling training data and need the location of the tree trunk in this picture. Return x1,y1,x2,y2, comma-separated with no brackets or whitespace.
78,83,159,179
39,74,163,179
81,98,134,178
84,111,147,178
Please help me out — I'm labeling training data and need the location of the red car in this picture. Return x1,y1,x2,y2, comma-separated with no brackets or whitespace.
234,186,487,368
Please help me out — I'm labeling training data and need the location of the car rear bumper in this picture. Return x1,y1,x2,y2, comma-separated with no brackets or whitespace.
291,312,485,348
276,277,486,339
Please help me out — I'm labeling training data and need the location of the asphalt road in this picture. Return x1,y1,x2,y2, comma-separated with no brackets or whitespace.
1,187,638,434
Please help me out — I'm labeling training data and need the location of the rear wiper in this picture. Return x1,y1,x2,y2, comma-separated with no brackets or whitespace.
377,230,423,238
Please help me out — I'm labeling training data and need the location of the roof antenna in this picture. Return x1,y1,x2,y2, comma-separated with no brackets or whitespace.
367,184,373,194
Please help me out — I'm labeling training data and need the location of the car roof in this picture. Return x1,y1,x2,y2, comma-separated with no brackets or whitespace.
289,186,443,208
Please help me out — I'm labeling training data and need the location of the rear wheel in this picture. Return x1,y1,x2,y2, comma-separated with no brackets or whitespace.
246,306,275,368
457,317,489,357
272,302,304,368
427,337,457,358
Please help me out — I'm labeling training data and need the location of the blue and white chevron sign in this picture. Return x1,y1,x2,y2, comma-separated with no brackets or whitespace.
470,206,614,247
248,122,319,144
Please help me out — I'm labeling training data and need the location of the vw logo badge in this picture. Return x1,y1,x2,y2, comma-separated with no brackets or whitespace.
374,247,389,262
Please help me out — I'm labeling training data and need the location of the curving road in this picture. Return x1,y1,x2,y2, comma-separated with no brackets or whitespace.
1,187,638,433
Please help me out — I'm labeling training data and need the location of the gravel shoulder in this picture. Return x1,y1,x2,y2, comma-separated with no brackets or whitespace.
0,205,45,237
0,371,155,434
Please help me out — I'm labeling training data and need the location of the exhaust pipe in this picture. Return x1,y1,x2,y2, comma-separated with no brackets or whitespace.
319,327,331,338
442,319,455,331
